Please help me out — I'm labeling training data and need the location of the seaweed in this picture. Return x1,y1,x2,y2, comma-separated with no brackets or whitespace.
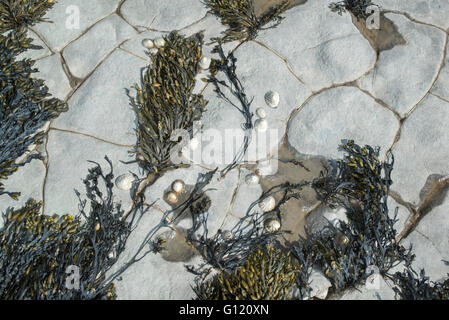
202,0,290,43
329,0,378,21
392,265,449,300
291,140,413,292
207,43,254,178
0,27,68,199
127,31,208,175
0,157,152,300
0,0,55,33
193,244,299,300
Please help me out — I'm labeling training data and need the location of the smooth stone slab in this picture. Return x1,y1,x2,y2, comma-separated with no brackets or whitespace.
288,86,399,159
390,94,449,205
179,13,227,44
376,0,449,30
44,130,137,217
0,160,46,228
33,0,120,52
62,14,137,78
109,206,201,299
53,49,146,145
120,0,208,31
432,42,449,101
358,13,446,116
17,29,52,61
34,54,72,100
257,0,376,91
144,166,238,238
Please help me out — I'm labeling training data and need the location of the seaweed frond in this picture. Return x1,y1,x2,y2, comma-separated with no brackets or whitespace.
0,0,55,33
203,0,290,43
128,31,208,175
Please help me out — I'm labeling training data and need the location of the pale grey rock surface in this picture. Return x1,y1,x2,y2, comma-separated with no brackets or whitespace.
44,130,137,217
390,94,449,205
376,0,449,30
33,0,120,52
120,0,208,31
34,54,72,100
62,14,137,78
53,49,147,145
432,42,449,102
287,86,399,159
387,196,411,236
257,0,376,91
358,13,446,116
229,168,263,219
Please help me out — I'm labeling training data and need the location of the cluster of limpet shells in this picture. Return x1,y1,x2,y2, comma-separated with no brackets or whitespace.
254,90,280,132
142,37,166,55
165,179,186,204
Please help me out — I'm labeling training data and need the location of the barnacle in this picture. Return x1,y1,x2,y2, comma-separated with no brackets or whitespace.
194,245,299,300
202,0,290,43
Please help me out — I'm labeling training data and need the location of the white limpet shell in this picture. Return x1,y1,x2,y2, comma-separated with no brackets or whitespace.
259,196,276,212
264,217,281,233
165,191,179,204
245,173,260,185
115,173,134,191
199,56,211,70
142,38,154,49
256,107,266,119
149,48,158,55
255,118,268,132
171,179,185,194
154,37,166,48
264,90,280,108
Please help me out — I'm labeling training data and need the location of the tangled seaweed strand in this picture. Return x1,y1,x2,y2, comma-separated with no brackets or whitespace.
0,157,154,300
392,263,449,300
0,0,54,33
203,0,290,43
194,244,299,300
128,31,208,175
293,140,414,292
329,0,379,21
0,28,68,199
207,43,254,178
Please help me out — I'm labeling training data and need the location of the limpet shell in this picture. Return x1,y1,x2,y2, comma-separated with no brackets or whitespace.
264,90,280,108
154,37,166,48
149,48,158,55
165,191,179,204
115,173,134,191
142,38,154,49
199,56,211,70
256,107,266,119
259,196,276,212
245,173,260,185
264,217,281,233
255,118,268,132
171,179,185,194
